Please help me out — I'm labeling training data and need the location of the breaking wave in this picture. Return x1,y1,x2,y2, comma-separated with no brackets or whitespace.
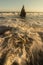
0,13,43,65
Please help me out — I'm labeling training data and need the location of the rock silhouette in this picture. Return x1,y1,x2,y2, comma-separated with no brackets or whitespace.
0,26,12,35
20,5,26,18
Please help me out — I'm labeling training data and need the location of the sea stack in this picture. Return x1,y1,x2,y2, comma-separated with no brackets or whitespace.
20,5,26,18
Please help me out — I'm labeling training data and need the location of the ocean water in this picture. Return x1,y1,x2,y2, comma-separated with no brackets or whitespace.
0,12,43,65
0,12,43,27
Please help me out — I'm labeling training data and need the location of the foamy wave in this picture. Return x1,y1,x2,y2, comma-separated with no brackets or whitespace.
0,13,43,65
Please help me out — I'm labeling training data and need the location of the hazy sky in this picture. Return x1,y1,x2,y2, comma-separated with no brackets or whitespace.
0,0,43,12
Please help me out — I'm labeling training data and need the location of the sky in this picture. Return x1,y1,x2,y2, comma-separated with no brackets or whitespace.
0,0,43,12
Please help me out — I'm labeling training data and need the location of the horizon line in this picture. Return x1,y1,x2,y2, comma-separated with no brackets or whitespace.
0,11,43,13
